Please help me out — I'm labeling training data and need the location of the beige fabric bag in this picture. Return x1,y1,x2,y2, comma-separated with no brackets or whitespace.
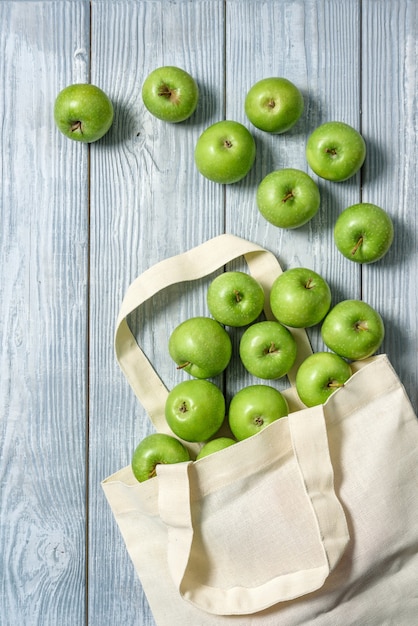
102,235,418,625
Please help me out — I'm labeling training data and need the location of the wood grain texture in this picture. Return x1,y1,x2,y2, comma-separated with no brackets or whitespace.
1,2,417,626
87,2,224,625
361,0,418,408
0,1,90,625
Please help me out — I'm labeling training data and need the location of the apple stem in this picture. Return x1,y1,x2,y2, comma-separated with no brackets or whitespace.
305,278,315,289
328,381,345,388
264,342,278,355
267,98,276,109
158,84,180,104
355,320,368,332
282,191,294,203
176,361,191,370
70,121,82,133
325,147,337,157
351,236,364,256
233,289,242,303
149,461,167,479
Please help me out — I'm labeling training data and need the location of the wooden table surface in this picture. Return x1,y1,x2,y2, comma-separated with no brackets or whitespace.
1,1,417,625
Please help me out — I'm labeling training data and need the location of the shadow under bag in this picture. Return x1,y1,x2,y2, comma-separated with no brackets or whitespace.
102,235,418,626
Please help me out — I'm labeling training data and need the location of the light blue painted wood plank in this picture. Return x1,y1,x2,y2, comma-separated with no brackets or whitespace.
0,1,89,625
361,0,418,411
88,1,224,625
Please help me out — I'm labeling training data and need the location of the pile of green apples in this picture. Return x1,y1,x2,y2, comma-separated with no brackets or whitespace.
131,265,386,482
53,69,394,481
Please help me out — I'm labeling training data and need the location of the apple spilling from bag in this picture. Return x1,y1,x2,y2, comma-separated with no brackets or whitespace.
321,300,385,360
239,321,297,380
270,267,332,328
334,203,394,263
228,385,289,440
168,316,232,378
305,121,366,182
194,120,256,184
256,168,321,229
141,65,199,123
131,433,191,483
54,83,114,142
165,379,226,442
295,352,353,407
206,270,265,327
244,77,304,134
196,437,236,460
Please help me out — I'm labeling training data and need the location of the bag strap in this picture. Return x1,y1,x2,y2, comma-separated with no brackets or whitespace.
156,403,349,615
114,234,313,436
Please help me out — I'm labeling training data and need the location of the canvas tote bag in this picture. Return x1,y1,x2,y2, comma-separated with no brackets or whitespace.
102,234,418,626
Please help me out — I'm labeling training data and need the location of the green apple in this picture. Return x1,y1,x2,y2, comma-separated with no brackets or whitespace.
334,203,394,263
228,385,289,441
321,299,385,360
296,352,352,407
196,437,236,460
165,379,226,442
256,168,320,229
239,321,297,379
168,316,232,379
54,83,114,143
141,66,199,123
306,121,366,181
194,120,256,184
270,267,332,328
131,433,190,482
206,271,265,327
244,77,304,134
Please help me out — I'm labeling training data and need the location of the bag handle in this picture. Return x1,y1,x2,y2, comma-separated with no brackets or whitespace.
156,404,350,615
114,234,313,438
